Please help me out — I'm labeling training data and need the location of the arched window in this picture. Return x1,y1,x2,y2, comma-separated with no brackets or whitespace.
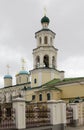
44,36,48,44
39,93,42,101
52,56,55,68
43,55,49,67
39,37,42,44
47,93,51,100
36,56,40,68
34,78,37,84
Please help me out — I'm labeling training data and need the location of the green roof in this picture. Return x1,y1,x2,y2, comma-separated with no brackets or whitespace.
4,74,12,79
42,77,84,87
19,70,28,74
41,16,50,24
38,86,62,92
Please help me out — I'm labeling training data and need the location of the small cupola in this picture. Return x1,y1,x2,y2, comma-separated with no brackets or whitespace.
16,58,29,85
41,16,50,28
41,9,50,28
4,65,12,87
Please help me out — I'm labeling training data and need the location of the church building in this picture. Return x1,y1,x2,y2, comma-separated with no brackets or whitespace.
0,14,84,104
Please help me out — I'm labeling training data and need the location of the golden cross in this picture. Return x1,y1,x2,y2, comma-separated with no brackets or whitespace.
21,58,26,70
44,7,47,16
6,64,10,74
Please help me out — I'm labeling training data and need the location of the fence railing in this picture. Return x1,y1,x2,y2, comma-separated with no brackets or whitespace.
26,102,51,128
0,108,16,129
66,106,73,126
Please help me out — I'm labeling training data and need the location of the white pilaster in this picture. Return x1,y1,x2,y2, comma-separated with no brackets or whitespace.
40,54,43,67
49,54,52,68
38,70,42,86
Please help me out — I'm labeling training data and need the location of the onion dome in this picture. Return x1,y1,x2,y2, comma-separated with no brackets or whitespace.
4,74,12,79
19,70,28,75
41,16,50,24
16,70,28,77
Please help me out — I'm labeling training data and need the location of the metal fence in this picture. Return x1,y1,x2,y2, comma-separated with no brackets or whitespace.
26,102,51,128
0,107,16,129
66,106,73,126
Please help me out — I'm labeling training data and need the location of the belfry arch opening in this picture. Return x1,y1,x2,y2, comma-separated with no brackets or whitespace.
43,55,49,67
36,56,40,68
44,36,48,44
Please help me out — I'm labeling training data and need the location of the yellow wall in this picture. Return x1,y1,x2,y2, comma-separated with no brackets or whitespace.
61,83,84,99
32,82,84,102
52,90,61,100
31,69,63,88
36,91,47,102
31,72,38,87
34,90,61,102
31,69,52,88
42,71,51,85
25,90,35,101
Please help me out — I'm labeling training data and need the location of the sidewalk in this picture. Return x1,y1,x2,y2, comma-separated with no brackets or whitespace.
66,126,84,130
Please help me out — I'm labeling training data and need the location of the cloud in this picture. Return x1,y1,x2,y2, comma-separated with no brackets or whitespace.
58,56,84,77
38,0,51,7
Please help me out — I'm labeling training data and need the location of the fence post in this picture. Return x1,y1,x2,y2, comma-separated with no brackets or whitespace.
47,100,66,130
70,103,78,126
13,97,26,129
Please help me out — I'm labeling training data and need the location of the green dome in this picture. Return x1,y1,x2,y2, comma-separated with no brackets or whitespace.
19,70,28,75
41,16,50,24
4,74,12,79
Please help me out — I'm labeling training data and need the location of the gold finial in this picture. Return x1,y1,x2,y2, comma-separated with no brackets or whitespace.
21,58,26,70
44,7,47,16
6,64,10,74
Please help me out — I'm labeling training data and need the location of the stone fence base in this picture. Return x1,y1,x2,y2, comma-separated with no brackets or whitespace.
25,124,65,130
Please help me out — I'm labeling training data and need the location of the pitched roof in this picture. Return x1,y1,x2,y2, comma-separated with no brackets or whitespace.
42,77,84,87
35,28,56,35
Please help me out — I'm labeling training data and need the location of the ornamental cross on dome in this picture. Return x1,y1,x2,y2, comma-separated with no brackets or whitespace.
44,7,47,16
6,64,10,74
21,58,26,70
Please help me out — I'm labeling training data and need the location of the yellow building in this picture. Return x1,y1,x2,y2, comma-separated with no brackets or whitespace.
0,14,84,104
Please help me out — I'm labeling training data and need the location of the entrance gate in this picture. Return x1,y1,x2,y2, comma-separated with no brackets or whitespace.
66,106,73,126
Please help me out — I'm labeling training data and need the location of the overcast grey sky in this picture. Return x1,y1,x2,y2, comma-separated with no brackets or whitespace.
0,0,84,87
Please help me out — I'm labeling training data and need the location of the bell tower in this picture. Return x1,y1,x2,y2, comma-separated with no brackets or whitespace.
31,15,64,88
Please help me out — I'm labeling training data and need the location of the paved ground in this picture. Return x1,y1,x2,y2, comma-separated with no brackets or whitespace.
66,126,84,130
